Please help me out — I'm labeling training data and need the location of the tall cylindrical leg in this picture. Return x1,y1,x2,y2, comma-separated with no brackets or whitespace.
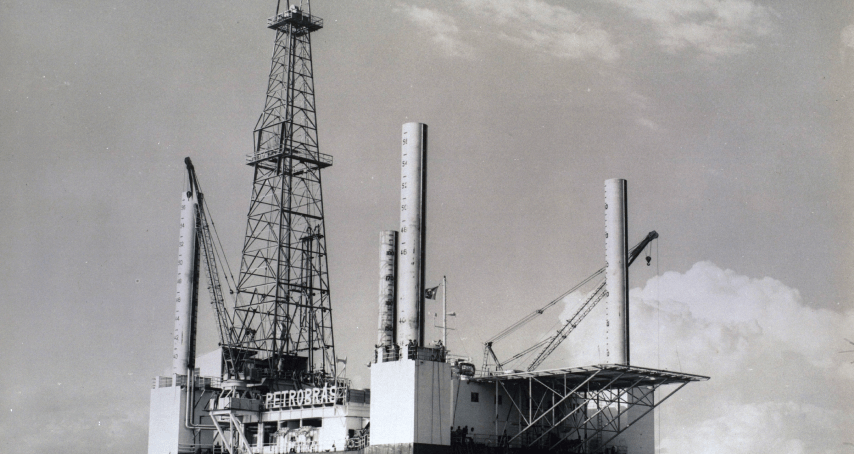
397,122,428,347
605,179,629,365
173,191,198,375
378,230,398,347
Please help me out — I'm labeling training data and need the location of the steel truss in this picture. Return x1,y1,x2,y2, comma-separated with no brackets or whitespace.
232,1,336,383
471,364,708,453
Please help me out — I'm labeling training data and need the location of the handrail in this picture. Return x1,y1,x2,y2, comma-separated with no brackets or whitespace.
267,9,324,30
151,374,222,389
246,147,333,166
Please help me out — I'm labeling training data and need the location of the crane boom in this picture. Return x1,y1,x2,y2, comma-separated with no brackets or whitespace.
492,338,552,370
485,268,606,345
184,158,247,377
481,231,659,374
524,231,659,371
526,281,606,371
627,230,658,267
480,268,604,373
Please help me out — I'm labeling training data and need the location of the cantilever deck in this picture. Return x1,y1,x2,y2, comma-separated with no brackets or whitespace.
472,363,709,388
462,364,708,452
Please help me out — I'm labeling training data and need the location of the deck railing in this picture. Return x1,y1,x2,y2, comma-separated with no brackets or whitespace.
151,374,222,389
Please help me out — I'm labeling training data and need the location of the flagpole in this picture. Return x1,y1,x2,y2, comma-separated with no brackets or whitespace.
442,275,447,347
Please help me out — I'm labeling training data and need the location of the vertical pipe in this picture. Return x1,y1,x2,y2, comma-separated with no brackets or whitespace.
173,190,199,375
495,380,499,438
528,378,532,423
604,178,629,365
378,230,398,347
397,122,428,347
442,275,447,347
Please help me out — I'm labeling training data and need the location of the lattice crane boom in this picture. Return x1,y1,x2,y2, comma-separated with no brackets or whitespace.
482,231,659,374
480,268,605,373
526,281,606,371
525,231,659,371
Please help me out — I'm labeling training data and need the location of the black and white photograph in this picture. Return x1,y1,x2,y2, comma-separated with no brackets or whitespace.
2,1,852,453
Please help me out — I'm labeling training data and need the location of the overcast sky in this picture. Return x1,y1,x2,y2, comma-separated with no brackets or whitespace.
2,1,853,453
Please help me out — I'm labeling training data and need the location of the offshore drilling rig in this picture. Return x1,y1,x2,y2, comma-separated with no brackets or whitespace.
149,3,366,453
147,2,708,454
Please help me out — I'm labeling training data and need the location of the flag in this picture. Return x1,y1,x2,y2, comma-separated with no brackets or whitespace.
425,285,439,300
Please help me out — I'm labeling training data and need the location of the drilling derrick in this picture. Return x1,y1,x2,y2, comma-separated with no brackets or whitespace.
233,0,335,384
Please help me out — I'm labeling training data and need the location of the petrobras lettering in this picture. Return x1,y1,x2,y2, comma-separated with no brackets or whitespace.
264,384,341,410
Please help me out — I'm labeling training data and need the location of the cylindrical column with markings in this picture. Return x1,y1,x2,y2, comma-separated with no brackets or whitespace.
172,190,198,375
378,230,398,347
605,178,629,365
397,122,428,348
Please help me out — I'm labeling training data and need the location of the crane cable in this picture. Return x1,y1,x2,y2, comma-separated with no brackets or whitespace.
486,267,606,344
194,177,239,296
484,232,658,372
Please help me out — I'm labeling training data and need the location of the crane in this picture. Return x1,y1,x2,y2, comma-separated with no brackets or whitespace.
183,158,251,379
481,231,658,374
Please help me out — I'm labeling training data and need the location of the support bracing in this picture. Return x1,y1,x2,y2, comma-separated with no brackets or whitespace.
469,364,708,452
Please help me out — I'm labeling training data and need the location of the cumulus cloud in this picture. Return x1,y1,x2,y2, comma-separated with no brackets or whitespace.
557,261,854,453
398,5,475,58
606,0,774,57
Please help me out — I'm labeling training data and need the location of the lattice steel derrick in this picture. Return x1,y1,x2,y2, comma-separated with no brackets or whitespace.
233,2,335,383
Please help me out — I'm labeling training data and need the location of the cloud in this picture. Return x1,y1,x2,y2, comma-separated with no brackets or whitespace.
661,400,839,454
841,22,854,65
635,116,661,131
842,23,854,49
461,0,619,61
606,0,774,57
398,4,475,58
397,0,619,61
399,0,773,61
557,261,854,453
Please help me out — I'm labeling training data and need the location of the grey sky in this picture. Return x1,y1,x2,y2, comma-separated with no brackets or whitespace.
1,1,852,453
